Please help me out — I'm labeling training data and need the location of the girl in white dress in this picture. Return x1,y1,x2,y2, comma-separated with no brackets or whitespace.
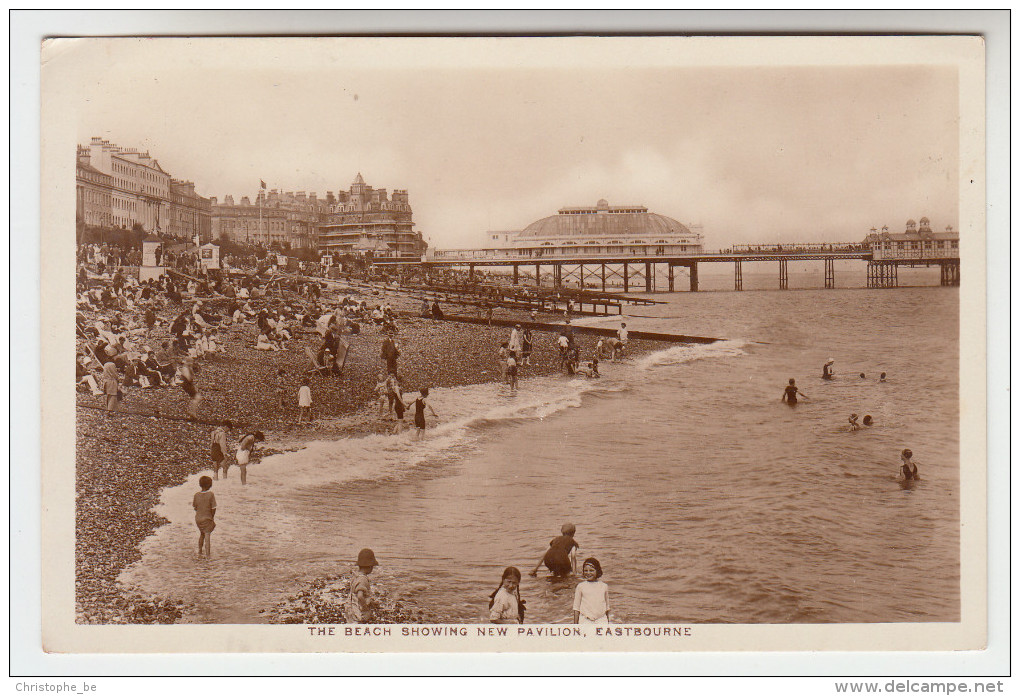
573,557,610,624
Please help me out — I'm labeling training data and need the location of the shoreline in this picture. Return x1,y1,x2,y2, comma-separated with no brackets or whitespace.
76,291,669,624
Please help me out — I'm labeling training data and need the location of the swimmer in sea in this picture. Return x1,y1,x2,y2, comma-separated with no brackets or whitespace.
859,373,867,380
899,448,920,480
879,372,887,382
848,413,860,431
781,378,808,405
822,358,835,380
862,415,873,426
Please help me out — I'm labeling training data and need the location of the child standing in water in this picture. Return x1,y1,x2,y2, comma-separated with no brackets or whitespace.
236,431,265,485
192,476,216,558
345,548,378,624
209,421,231,479
412,387,438,441
530,523,579,577
489,566,525,624
781,378,808,405
573,557,610,624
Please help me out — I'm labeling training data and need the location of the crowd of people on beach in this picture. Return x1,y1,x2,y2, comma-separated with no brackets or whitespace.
81,240,645,624
782,357,918,481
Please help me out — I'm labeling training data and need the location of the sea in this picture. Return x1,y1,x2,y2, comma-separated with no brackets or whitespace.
118,267,960,624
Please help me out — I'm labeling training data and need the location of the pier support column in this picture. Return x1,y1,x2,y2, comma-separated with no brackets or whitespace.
601,264,607,292
579,264,585,290
668,264,675,292
734,260,743,291
824,258,835,289
779,259,788,290
553,264,562,289
535,264,541,287
512,264,519,285
689,262,699,292
645,262,652,292
623,262,630,292
469,264,475,281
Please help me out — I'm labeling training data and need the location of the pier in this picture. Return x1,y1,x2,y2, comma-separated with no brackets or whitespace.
378,242,961,292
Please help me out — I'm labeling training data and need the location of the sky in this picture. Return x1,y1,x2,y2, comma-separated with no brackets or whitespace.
49,37,962,250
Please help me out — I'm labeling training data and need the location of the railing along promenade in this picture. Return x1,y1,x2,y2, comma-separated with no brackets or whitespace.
376,242,960,290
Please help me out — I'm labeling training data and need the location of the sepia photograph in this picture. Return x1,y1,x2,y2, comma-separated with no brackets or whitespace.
28,22,996,666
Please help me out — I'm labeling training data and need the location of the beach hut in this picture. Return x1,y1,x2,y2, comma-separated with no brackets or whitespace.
139,235,164,282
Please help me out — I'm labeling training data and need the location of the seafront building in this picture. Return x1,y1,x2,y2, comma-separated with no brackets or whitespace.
863,217,959,260
76,137,212,240
318,174,427,260
210,189,329,251
432,199,703,261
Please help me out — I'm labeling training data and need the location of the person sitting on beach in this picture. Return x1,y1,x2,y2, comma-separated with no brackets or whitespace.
848,413,861,431
862,415,874,427
781,378,808,405
489,566,525,625
193,476,216,558
576,358,600,379
899,449,920,481
371,307,384,324
617,322,629,347
236,431,265,485
209,422,231,479
573,558,610,625
420,298,431,317
135,349,164,387
77,355,103,395
345,548,378,624
412,387,438,441
256,331,282,351
823,358,835,380
530,523,579,578
431,300,444,320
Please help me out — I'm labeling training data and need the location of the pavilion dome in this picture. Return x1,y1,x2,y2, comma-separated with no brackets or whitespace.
516,202,694,239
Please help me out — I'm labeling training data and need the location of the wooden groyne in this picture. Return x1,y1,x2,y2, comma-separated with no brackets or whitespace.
421,313,721,345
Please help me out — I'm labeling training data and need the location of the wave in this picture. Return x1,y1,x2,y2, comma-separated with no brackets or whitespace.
635,339,749,370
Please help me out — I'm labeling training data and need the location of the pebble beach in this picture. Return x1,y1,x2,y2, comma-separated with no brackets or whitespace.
76,286,663,624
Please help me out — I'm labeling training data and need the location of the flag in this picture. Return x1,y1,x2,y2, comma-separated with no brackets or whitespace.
260,180,267,189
